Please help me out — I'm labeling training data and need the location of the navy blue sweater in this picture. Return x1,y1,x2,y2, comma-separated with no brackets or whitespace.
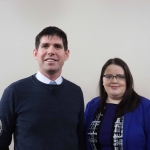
0,75,86,150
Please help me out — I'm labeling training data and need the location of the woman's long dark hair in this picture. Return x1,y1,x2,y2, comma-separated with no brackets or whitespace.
96,58,140,117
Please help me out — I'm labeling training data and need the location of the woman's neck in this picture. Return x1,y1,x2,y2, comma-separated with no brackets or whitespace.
106,97,121,104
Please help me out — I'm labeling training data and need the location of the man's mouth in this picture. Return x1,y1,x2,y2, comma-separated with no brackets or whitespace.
46,59,55,62
45,58,57,62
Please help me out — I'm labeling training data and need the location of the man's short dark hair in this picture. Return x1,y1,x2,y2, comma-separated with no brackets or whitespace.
35,26,68,50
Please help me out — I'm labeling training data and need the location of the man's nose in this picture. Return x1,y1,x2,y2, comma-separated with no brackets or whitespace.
47,46,55,54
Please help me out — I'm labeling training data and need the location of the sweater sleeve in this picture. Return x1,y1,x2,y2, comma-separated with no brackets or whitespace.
0,85,16,150
77,87,86,150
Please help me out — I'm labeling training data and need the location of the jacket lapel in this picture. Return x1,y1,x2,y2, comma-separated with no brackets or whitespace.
123,112,133,150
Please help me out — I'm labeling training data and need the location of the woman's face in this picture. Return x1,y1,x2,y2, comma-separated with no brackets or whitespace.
103,64,126,102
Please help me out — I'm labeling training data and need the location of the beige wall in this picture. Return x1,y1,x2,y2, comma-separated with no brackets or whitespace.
0,0,150,149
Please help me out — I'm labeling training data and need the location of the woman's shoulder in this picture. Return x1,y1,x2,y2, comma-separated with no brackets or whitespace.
85,97,100,112
139,96,150,108
85,97,100,120
87,96,100,106
140,96,150,104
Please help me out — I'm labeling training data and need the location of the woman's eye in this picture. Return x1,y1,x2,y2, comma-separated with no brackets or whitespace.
106,75,112,79
117,75,125,79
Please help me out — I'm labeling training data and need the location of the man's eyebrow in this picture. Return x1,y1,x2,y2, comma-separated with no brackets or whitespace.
41,42,49,45
40,43,63,48
54,43,63,46
54,43,63,47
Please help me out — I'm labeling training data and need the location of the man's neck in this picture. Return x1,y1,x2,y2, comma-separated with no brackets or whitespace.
36,71,62,84
39,70,61,81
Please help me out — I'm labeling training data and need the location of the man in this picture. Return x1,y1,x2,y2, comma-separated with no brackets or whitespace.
0,26,86,150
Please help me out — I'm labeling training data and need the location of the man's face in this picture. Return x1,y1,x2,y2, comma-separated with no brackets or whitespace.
33,35,69,78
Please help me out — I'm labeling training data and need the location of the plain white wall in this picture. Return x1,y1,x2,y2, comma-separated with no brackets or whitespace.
0,0,150,149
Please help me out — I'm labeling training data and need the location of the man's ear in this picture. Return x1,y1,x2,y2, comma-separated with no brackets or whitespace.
64,49,70,61
33,49,38,60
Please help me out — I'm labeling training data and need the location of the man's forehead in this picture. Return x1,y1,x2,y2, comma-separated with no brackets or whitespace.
40,35,63,44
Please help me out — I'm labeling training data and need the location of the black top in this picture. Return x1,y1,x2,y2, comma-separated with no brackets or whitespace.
99,103,117,150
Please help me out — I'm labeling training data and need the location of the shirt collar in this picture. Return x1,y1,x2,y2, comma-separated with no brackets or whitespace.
36,71,63,85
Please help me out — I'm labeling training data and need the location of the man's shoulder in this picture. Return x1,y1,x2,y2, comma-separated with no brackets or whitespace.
6,75,35,90
63,78,81,89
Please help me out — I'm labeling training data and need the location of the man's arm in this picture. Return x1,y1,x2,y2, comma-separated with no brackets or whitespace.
0,86,16,150
77,88,86,150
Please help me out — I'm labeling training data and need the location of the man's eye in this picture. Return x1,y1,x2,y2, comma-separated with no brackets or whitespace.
54,44,63,49
55,45,61,49
42,45,49,48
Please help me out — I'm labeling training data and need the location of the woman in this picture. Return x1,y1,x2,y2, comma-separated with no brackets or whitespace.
85,58,150,150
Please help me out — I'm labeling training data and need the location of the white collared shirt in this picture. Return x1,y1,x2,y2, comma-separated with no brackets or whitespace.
36,71,63,85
